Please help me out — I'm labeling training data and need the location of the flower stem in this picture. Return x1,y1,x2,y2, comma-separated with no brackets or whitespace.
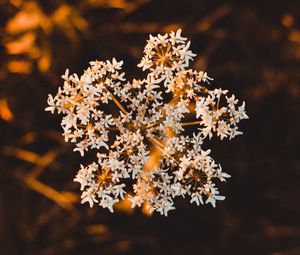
106,89,128,115
182,121,201,127
148,137,164,149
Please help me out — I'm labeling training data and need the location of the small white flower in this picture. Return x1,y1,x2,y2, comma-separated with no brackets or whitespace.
45,94,56,114
81,186,98,208
190,193,204,206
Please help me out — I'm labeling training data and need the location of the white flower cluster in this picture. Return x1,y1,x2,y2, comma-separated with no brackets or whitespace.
46,29,248,216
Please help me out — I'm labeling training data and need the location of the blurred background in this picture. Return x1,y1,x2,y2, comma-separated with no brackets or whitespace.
1,0,300,254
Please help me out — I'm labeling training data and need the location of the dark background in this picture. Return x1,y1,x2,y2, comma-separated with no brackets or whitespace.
1,0,300,254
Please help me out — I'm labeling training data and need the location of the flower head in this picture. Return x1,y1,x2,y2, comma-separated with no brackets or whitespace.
138,29,196,81
46,29,248,216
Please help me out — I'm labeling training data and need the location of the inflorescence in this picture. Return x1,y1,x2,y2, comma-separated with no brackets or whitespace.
46,29,248,216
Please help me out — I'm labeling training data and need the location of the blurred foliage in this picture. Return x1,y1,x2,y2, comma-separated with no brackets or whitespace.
0,0,300,254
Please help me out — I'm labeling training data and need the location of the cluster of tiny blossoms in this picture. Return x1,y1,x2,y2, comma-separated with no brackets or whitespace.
46,29,248,216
